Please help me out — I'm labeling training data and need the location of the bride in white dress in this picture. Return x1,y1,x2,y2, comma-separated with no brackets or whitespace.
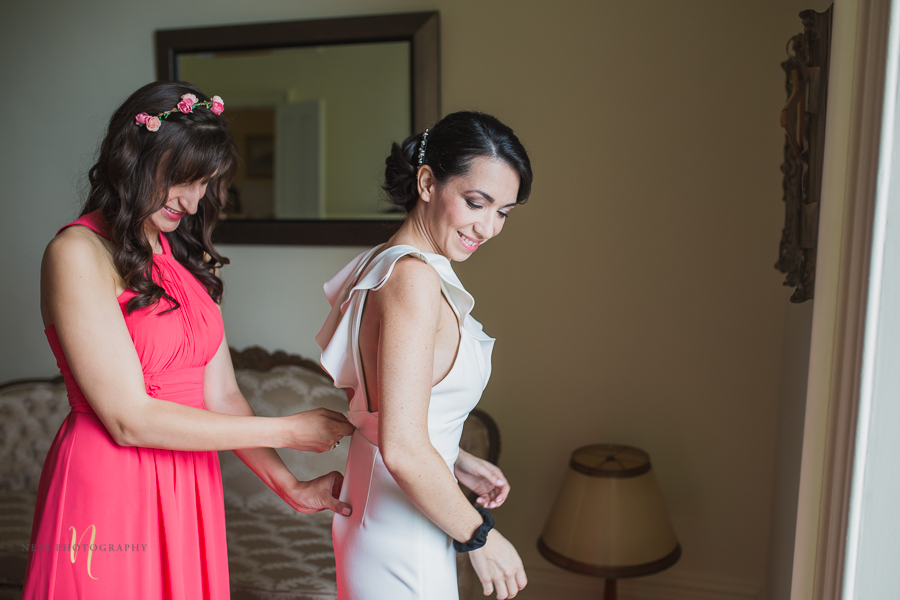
317,111,533,600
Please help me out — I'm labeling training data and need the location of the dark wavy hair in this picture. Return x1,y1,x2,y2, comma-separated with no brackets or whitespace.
383,111,532,212
81,81,238,314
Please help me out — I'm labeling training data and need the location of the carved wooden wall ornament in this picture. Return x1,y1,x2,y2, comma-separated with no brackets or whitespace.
776,6,833,303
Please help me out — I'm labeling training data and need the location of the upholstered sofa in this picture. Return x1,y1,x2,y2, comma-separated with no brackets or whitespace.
0,347,500,600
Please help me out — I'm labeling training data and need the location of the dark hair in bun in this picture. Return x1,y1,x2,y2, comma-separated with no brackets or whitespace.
383,111,532,212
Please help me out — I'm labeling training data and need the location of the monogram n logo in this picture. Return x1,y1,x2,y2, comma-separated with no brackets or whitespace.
68,525,98,579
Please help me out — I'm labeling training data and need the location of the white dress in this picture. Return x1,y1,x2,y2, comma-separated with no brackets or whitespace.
317,244,495,600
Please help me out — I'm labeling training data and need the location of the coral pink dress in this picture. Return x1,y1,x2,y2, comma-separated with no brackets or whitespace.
22,212,229,599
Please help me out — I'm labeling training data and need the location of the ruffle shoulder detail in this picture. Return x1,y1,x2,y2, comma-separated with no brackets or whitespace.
316,245,493,394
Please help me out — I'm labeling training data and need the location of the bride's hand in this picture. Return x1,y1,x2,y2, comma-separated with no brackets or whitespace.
281,407,354,453
469,529,527,599
455,450,510,509
281,471,352,516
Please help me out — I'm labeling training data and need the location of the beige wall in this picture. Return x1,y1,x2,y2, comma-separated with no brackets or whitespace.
0,0,833,597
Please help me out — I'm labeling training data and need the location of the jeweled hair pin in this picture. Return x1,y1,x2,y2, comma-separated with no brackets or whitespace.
135,94,225,132
418,129,429,167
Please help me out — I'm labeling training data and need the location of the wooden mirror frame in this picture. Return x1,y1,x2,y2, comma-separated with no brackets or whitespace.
155,11,439,246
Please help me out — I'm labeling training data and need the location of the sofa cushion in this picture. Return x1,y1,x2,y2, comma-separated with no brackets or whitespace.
227,507,336,600
0,380,69,494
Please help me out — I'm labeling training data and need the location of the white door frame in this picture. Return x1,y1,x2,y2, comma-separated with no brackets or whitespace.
791,0,895,598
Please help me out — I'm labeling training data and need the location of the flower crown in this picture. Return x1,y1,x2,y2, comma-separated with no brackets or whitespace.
135,94,224,132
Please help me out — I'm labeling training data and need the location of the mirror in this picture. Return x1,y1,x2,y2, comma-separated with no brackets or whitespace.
155,12,440,245
178,43,411,221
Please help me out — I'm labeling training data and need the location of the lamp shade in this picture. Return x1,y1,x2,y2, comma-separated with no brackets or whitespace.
538,444,681,578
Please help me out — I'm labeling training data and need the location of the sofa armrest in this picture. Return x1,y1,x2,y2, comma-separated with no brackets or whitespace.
460,408,501,465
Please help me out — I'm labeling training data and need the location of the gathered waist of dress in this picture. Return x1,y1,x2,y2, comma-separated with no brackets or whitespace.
65,365,208,414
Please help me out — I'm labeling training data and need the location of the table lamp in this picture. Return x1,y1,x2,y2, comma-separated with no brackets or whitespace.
538,444,681,600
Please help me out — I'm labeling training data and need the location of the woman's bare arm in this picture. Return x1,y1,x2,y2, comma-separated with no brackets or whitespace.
370,258,526,599
373,258,485,541
42,229,352,452
202,334,351,515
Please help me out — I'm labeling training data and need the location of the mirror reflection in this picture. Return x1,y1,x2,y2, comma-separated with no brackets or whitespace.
177,42,410,220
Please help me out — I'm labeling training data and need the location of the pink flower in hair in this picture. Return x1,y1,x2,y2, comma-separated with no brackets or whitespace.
135,112,151,126
146,116,161,132
210,101,225,115
177,94,199,113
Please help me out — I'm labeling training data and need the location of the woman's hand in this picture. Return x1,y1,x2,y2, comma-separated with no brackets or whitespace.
469,529,527,599
455,450,510,509
280,471,352,516
281,408,354,452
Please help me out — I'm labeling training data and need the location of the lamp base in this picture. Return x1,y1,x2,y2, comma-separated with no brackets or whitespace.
604,578,617,600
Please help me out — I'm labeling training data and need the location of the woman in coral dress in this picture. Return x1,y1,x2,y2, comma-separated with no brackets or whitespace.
22,81,353,599
317,111,532,599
